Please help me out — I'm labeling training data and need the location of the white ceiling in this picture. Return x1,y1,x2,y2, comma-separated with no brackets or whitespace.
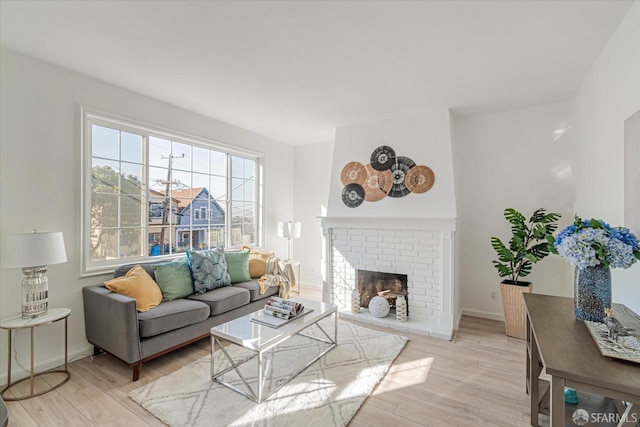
0,1,633,145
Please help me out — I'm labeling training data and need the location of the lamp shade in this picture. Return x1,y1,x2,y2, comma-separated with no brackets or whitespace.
278,221,301,239
3,231,67,268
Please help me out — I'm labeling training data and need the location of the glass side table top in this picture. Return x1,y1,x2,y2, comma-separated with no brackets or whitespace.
211,298,336,351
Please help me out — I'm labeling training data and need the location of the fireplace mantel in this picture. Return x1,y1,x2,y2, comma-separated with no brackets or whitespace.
319,216,456,232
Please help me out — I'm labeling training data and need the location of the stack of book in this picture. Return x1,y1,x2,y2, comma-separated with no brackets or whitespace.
263,297,305,320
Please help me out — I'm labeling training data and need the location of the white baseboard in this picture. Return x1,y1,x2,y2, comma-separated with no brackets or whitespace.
0,343,93,385
300,282,322,291
461,308,505,322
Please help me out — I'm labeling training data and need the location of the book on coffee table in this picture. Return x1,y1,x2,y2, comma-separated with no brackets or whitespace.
251,307,314,328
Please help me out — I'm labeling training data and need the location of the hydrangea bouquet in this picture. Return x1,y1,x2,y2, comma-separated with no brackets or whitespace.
549,216,640,270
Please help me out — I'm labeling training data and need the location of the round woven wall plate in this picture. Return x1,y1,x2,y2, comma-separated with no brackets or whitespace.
370,146,396,171
405,165,435,193
342,183,365,208
340,161,367,186
387,156,416,198
363,163,392,202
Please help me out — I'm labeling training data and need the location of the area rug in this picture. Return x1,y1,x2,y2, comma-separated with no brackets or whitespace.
129,319,408,427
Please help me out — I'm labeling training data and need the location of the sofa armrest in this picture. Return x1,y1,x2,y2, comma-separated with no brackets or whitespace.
82,285,142,364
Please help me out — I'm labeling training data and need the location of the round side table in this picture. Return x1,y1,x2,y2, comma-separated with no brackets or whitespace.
1,308,71,401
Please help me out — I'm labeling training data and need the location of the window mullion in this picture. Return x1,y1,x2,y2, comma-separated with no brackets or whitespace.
116,131,122,260
226,153,232,248
144,134,150,257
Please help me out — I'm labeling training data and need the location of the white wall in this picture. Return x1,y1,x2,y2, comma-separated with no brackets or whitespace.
0,48,294,381
293,140,334,287
453,102,574,320
570,2,640,314
327,112,457,219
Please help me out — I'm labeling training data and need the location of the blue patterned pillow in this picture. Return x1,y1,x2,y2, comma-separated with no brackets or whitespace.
187,248,231,294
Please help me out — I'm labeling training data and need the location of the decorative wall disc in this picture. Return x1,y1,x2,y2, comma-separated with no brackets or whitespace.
388,183,411,198
394,156,416,173
405,165,435,193
339,145,435,207
363,163,393,202
340,161,367,186
370,146,396,171
387,156,416,198
342,183,365,208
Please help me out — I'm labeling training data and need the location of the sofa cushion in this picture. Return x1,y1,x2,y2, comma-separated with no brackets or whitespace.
153,258,194,301
242,246,274,278
138,299,210,338
188,286,250,316
104,265,162,312
225,249,251,283
233,279,279,302
188,248,231,294
114,262,158,281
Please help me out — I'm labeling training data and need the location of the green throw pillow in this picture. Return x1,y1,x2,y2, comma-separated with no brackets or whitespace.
224,249,251,284
188,248,231,294
153,258,194,301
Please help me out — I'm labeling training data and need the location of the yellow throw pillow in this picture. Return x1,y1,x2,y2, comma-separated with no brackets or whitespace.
242,246,274,279
104,265,163,312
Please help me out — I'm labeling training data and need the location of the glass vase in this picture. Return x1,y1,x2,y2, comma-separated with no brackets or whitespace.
574,264,611,322
395,295,407,322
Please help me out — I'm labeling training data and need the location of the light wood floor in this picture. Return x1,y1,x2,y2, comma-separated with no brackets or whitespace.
3,287,564,426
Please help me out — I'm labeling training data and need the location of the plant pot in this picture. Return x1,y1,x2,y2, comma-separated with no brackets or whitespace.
500,281,532,339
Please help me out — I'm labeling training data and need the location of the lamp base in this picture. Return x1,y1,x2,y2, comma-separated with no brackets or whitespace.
21,266,49,319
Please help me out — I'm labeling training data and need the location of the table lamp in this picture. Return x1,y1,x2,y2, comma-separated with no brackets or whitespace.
3,230,67,318
277,221,301,260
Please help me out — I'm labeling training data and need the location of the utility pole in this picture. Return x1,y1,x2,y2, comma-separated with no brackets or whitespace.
159,153,184,255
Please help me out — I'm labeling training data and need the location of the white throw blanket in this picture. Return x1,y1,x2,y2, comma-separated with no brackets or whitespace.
258,256,297,299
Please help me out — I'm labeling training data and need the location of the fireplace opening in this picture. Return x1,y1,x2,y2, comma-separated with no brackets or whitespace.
356,270,408,315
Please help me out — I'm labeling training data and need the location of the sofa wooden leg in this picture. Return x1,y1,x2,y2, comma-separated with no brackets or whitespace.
93,346,102,356
132,363,142,381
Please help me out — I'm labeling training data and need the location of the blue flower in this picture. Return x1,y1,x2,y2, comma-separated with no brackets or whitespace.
554,224,576,247
606,238,635,268
610,227,640,251
554,216,640,270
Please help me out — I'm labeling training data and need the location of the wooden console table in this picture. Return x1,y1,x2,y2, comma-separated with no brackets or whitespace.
524,294,640,426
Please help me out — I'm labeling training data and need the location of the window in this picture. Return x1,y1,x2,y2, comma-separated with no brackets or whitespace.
82,109,262,275
149,203,163,218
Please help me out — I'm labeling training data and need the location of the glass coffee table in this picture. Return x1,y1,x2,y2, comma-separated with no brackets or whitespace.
210,297,337,403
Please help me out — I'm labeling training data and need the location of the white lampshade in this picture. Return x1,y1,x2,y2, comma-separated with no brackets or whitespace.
3,231,67,268
278,221,301,239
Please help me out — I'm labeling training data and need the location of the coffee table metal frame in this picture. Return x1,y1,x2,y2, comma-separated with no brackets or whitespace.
210,299,338,403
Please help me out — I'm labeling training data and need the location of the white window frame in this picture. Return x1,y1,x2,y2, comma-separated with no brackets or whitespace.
80,107,264,276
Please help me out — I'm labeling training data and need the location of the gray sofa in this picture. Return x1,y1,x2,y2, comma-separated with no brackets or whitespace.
82,259,278,381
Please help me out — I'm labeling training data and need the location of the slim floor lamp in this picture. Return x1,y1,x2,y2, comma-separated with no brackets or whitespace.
277,221,301,261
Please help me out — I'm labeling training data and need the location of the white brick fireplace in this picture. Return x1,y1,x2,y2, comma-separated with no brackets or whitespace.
321,217,456,340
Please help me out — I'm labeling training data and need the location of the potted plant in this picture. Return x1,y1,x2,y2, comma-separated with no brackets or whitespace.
491,208,561,338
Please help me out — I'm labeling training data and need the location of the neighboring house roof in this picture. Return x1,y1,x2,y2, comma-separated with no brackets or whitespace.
158,187,225,219
161,187,206,209
149,188,179,206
